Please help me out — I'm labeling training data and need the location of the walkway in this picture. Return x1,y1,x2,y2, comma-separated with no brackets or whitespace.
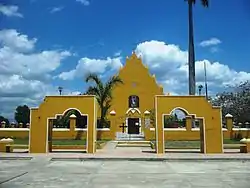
1,157,250,187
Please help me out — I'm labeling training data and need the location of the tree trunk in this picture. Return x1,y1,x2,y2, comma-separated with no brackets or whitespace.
188,1,196,95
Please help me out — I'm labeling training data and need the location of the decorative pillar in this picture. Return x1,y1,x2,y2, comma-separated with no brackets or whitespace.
26,123,30,128
245,122,250,129
225,114,233,130
109,110,116,139
225,114,233,139
1,121,6,128
144,110,151,139
186,116,192,131
11,122,16,128
10,122,14,128
69,114,77,139
19,122,23,128
238,122,243,128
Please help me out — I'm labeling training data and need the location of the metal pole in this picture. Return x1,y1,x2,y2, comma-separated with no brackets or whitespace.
204,61,208,100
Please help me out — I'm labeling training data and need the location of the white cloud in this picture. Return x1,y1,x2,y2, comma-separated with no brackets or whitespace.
50,6,64,13
58,40,250,96
199,37,221,47
58,57,123,80
1,34,249,121
134,40,250,95
0,4,23,17
76,0,90,6
0,29,73,120
0,29,36,52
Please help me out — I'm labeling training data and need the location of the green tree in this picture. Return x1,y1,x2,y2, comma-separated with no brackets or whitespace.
85,73,123,128
185,0,209,95
164,115,176,128
14,105,30,126
149,109,156,127
53,109,77,128
212,81,250,123
0,115,9,126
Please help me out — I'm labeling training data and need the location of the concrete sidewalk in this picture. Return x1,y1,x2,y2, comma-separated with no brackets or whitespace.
1,149,250,161
1,141,250,161
1,158,249,187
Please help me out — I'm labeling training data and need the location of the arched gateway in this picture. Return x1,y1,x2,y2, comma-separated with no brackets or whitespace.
29,95,98,153
155,95,223,154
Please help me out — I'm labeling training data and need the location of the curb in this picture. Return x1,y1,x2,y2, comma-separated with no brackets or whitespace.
0,157,32,160
49,157,250,162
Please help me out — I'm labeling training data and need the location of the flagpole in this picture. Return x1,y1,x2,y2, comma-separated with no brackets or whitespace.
204,61,208,100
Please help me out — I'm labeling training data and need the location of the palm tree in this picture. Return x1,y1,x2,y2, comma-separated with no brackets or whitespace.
85,73,123,128
185,0,209,95
198,84,203,95
54,109,77,128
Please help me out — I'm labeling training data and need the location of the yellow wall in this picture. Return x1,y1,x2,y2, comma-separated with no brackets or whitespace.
29,95,97,153
108,53,163,136
0,128,29,138
155,96,223,154
1,128,249,141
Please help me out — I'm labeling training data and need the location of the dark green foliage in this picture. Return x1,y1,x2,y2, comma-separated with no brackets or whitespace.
85,73,123,128
212,81,250,124
0,115,9,126
14,105,30,126
53,109,78,128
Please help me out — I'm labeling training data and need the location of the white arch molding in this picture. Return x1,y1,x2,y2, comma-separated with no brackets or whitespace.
45,107,89,153
126,108,141,114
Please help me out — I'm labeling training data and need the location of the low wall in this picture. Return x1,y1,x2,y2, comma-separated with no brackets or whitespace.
0,128,111,140
0,128,29,139
147,128,250,141
1,127,250,140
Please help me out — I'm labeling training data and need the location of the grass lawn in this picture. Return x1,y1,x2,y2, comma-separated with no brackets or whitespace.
164,139,241,149
11,138,242,150
12,138,109,145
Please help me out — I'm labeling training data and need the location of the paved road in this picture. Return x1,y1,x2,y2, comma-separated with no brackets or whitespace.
0,158,250,188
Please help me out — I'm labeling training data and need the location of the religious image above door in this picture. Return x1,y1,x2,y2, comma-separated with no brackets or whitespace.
127,118,140,134
128,95,139,108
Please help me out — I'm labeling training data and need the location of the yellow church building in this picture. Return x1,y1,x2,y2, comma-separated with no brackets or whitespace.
26,52,224,154
107,52,164,140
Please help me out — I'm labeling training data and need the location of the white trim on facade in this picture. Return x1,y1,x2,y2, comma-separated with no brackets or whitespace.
46,108,89,153
52,128,70,131
233,128,250,131
28,108,32,152
75,128,87,131
161,105,207,154
219,107,224,153
126,108,141,114
0,128,29,131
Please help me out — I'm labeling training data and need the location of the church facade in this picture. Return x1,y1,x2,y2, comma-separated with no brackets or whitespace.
12,53,224,153
106,52,164,140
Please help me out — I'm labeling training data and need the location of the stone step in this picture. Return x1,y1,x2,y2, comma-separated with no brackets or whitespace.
116,136,145,141
116,141,151,147
116,144,150,147
116,132,145,140
118,141,150,144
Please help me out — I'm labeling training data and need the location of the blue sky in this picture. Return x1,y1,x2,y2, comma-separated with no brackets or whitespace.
0,0,250,118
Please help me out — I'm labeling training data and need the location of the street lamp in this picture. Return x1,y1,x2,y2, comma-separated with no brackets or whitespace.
58,86,63,95
198,85,203,95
